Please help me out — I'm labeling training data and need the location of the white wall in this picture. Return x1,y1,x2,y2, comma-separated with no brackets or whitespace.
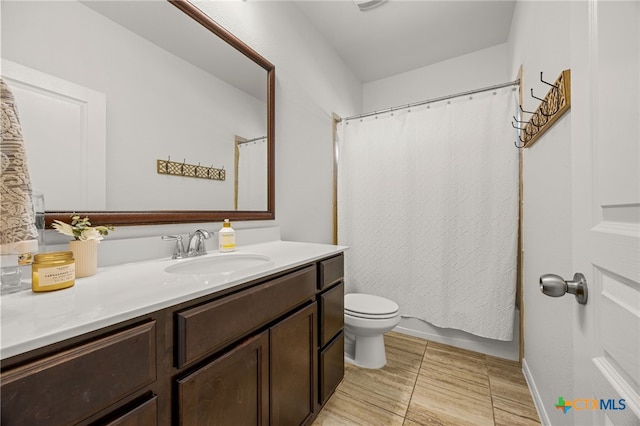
508,2,574,424
363,43,510,112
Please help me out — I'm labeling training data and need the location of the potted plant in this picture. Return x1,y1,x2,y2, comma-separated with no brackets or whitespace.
52,215,114,278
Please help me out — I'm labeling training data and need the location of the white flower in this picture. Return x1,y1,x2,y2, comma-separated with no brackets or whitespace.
79,228,104,242
51,221,76,238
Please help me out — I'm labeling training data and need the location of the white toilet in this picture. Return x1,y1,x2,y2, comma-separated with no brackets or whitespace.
344,293,401,369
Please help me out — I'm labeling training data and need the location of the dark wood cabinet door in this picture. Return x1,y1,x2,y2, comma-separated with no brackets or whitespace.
270,303,317,426
176,331,269,426
319,331,344,406
319,281,344,347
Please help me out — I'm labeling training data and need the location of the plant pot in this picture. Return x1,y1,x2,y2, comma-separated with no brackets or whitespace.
69,239,98,278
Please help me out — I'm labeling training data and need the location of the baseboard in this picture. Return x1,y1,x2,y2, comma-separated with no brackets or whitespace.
522,357,551,425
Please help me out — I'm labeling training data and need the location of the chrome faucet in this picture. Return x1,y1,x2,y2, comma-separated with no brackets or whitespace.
186,229,212,257
161,235,186,259
162,229,212,259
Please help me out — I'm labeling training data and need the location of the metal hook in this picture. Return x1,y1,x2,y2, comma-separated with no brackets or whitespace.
518,105,540,127
519,104,545,127
531,89,557,117
513,126,529,147
512,120,536,137
514,116,543,134
540,71,558,89
530,88,547,103
519,104,536,115
523,112,544,130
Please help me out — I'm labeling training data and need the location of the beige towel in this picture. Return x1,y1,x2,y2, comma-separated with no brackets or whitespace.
1,78,38,255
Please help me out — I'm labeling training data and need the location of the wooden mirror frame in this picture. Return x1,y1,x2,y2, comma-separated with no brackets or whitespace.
45,0,275,227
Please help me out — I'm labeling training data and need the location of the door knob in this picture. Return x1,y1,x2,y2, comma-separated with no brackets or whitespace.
539,273,588,305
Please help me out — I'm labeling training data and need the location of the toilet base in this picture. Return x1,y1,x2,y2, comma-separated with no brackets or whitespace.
344,333,387,369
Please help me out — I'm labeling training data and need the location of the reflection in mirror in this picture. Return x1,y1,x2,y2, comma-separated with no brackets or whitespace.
235,136,268,211
0,0,274,225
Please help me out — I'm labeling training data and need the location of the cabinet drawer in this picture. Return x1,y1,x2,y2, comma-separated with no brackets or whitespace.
319,281,344,347
103,395,158,426
318,254,344,290
0,321,156,426
177,265,316,367
319,331,344,405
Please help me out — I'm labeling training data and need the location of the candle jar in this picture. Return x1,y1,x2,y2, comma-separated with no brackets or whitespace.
32,252,75,292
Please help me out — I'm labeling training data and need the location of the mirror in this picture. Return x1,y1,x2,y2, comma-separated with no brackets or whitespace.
0,0,275,226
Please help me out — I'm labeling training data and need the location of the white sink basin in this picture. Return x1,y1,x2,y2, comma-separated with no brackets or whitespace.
164,253,272,276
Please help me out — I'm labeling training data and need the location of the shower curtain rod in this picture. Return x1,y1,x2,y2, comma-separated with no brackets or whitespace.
237,136,267,145
337,79,520,123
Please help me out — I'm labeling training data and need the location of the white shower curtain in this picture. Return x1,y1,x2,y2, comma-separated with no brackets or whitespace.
337,87,519,341
237,139,267,211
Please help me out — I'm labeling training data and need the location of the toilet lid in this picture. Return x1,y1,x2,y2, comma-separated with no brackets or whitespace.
345,293,399,319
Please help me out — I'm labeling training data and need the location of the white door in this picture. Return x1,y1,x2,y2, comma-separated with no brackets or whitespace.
571,1,640,425
1,59,107,210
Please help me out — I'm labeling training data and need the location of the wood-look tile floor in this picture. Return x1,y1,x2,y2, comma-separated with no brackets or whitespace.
313,331,541,426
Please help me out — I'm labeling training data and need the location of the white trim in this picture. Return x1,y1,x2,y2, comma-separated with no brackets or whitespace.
522,357,551,426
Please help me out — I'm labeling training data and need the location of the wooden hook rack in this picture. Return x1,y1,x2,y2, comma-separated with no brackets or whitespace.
157,158,225,181
518,69,571,148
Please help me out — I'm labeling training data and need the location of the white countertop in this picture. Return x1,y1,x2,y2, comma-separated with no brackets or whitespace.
0,240,347,360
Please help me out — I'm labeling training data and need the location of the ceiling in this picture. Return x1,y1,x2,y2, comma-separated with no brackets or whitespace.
294,0,516,83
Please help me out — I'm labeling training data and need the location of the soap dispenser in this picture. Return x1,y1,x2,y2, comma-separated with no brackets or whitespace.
218,219,236,252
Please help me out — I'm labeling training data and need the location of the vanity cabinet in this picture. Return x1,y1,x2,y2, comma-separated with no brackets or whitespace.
0,253,345,425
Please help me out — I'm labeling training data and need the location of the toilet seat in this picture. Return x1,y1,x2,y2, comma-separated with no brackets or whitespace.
345,293,399,320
